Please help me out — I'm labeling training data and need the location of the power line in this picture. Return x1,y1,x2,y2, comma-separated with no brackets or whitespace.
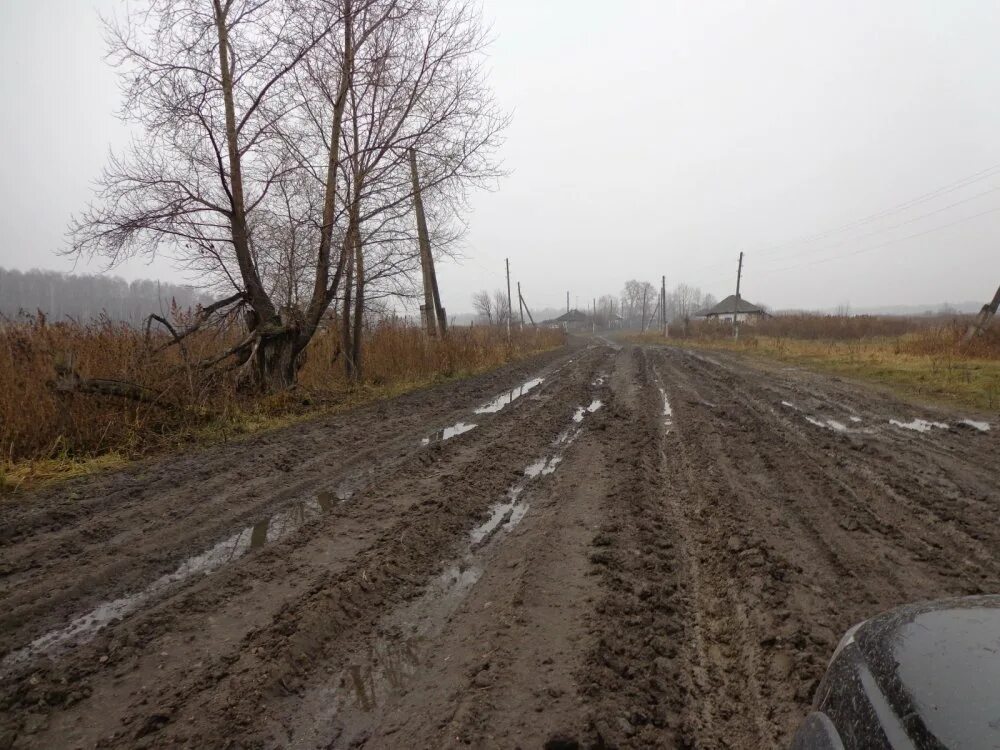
763,202,1000,274
750,161,1000,259
754,185,1000,268
674,163,1000,290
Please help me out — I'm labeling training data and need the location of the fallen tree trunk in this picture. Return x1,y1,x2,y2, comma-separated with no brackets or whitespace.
51,360,174,409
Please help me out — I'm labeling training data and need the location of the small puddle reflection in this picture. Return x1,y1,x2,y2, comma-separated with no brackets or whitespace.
474,377,544,414
335,564,481,718
961,419,991,432
420,421,477,446
524,455,562,478
3,488,342,670
573,399,603,423
659,387,674,432
347,637,427,711
804,415,868,434
890,418,949,433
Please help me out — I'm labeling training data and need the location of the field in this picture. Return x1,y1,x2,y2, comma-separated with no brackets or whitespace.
634,314,1000,413
0,316,563,490
1,337,997,748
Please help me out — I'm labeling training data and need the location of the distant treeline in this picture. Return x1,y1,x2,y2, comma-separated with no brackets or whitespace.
0,268,212,324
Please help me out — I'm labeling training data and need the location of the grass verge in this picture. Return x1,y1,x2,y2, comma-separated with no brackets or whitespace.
627,332,1000,414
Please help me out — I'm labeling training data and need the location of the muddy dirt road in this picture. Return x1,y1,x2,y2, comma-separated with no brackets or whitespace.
2,340,998,749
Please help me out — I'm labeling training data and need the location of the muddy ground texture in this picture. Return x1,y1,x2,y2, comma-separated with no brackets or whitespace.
1,339,998,749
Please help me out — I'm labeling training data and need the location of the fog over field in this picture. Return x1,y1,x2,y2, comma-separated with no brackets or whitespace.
2,0,1000,314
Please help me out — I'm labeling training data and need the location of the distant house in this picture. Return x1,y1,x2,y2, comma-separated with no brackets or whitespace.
545,308,591,331
697,295,767,324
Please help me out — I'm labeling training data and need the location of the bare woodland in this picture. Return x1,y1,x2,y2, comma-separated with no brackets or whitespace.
70,0,507,389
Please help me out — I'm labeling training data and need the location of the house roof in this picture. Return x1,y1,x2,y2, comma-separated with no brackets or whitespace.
698,295,766,317
551,309,589,323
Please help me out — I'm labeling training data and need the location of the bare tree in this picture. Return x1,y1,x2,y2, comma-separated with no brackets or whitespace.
621,280,656,328
472,289,494,324
492,288,511,326
70,0,506,389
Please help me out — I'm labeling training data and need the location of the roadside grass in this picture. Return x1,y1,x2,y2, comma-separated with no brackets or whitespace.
627,319,1000,414
1,318,563,494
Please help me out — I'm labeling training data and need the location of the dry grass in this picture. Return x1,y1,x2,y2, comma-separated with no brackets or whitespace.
633,314,1000,413
0,315,563,490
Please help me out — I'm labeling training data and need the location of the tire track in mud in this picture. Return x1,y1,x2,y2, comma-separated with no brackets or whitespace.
1,344,614,749
299,367,616,748
649,357,775,747
647,345,1000,746
579,347,692,748
0,344,587,663
668,348,1000,598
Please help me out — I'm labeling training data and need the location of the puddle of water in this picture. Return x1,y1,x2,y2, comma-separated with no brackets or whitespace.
961,419,991,432
803,415,858,433
572,399,603,423
890,418,949,433
336,563,481,722
335,562,482,721
3,490,339,670
505,502,531,530
469,494,520,546
524,455,563,478
474,377,544,414
658,387,675,432
781,400,798,410
420,421,477,446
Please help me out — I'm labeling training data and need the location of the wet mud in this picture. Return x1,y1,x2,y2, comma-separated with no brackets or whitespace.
1,339,998,749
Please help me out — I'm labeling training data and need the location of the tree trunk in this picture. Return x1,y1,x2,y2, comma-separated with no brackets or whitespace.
211,0,278,328
306,0,354,330
351,236,365,382
254,332,302,390
341,247,356,381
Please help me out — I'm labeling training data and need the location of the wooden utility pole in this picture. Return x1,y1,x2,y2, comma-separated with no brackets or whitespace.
505,258,512,338
592,298,596,333
566,291,570,315
517,281,525,328
409,148,446,336
640,287,648,333
963,282,1000,344
519,287,537,327
733,251,744,340
645,296,660,334
661,275,667,337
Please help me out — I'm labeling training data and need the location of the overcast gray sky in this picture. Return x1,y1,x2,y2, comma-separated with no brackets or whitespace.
2,0,1000,312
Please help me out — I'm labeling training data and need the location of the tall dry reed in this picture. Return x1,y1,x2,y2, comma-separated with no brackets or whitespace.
0,314,563,467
